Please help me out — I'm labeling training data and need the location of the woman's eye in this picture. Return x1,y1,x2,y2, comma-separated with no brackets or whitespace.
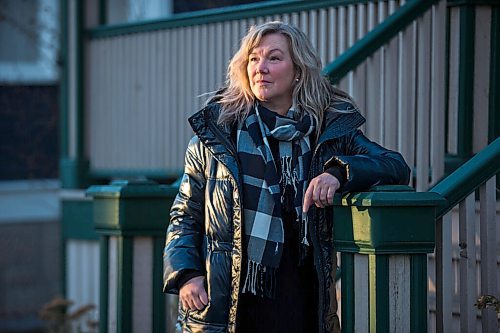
270,56,280,61
249,57,258,62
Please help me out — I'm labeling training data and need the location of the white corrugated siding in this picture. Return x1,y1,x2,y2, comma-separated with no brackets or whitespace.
86,1,406,174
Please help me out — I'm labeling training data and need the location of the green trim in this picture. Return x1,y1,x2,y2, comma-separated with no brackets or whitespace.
59,0,70,284
76,0,86,182
89,168,182,181
336,190,445,207
87,179,178,198
369,255,389,332
323,0,439,82
59,0,68,159
153,237,166,333
88,180,176,236
74,0,85,160
333,192,442,254
457,4,475,158
99,0,107,25
117,237,133,333
87,0,369,39
60,157,90,189
410,254,428,333
447,0,500,6
444,6,451,155
444,154,468,175
62,198,98,240
99,236,109,333
490,6,500,143
340,253,354,333
429,137,500,218
60,0,89,189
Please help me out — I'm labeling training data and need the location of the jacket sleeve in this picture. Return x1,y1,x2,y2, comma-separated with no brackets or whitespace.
163,136,206,294
324,129,411,193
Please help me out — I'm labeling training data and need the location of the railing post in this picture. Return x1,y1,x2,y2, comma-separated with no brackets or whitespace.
333,185,445,332
86,179,177,333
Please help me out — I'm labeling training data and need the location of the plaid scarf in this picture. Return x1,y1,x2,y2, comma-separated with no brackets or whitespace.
237,104,315,298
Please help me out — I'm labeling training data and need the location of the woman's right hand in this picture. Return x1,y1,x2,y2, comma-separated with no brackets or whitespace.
179,276,209,311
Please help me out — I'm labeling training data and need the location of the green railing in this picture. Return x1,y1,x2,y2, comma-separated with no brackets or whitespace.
322,0,439,82
430,136,500,218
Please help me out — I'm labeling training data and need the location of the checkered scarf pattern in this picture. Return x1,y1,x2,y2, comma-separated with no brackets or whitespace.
237,104,315,297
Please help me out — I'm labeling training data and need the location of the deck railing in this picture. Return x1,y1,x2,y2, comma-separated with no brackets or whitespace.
429,137,500,332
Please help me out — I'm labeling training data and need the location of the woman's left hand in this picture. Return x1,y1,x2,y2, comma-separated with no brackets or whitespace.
303,172,340,213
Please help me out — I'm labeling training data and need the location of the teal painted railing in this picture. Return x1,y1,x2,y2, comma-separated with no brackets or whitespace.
322,0,439,82
430,136,500,218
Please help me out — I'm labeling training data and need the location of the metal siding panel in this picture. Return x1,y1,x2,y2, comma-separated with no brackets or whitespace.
291,12,299,30
309,9,318,51
337,6,348,93
135,33,146,168
87,1,439,175
448,9,460,155
318,9,327,66
365,2,380,142
398,22,417,186
177,28,186,170
215,23,224,88
327,8,337,63
299,11,307,34
430,2,446,185
347,5,356,95
384,34,399,150
416,11,432,191
473,7,491,153
176,28,184,171
164,29,174,170
352,4,367,124
185,26,195,168
376,0,386,145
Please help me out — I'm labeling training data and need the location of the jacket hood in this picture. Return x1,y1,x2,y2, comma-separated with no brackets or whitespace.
189,101,365,150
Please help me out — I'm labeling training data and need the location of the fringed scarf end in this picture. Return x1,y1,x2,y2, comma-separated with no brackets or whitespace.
241,260,277,299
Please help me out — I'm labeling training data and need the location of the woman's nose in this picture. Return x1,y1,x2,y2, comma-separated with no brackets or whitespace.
256,60,268,74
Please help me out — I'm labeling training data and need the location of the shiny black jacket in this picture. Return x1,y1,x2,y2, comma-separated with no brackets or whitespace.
163,103,410,333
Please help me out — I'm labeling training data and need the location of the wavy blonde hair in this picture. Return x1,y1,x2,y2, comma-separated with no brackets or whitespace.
213,21,355,134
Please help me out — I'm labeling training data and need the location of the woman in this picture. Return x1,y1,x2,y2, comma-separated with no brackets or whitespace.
163,21,410,333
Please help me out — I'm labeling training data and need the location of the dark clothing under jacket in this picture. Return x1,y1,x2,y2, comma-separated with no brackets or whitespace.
163,102,411,333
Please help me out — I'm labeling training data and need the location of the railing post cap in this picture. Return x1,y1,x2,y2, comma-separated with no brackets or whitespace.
86,178,178,235
333,186,445,254
86,178,178,199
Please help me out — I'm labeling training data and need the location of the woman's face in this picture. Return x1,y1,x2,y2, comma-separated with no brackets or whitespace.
247,33,296,113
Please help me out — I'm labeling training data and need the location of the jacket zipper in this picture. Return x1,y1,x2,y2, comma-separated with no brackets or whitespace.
309,140,329,333
206,120,243,333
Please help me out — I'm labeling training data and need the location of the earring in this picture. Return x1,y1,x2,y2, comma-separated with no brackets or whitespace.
295,78,299,82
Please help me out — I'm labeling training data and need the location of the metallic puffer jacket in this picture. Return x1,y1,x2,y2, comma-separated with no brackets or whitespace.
163,103,410,333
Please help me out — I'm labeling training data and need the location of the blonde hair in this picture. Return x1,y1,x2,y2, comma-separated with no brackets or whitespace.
213,21,355,134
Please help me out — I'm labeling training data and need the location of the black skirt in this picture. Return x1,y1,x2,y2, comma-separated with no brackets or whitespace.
236,212,318,333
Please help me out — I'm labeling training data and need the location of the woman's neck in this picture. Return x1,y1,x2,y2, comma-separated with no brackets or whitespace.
259,100,292,116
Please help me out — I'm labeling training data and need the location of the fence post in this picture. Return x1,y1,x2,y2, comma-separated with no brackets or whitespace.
333,185,445,332
87,179,177,333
